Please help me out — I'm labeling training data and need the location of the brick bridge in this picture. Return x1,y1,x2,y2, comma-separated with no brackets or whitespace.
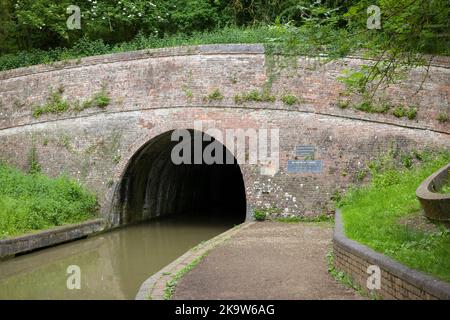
0,44,448,226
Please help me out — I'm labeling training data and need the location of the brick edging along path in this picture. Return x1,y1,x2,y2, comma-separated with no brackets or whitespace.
333,209,450,300
0,219,106,259
135,222,255,300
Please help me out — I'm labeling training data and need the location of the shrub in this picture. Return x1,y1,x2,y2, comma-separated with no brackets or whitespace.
253,210,267,221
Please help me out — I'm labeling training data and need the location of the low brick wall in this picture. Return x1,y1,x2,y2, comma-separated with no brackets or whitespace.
333,210,450,300
0,219,106,258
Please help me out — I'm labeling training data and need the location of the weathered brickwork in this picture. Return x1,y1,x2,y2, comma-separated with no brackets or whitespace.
0,44,448,225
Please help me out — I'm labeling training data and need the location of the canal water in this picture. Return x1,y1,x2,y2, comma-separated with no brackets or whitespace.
0,214,240,299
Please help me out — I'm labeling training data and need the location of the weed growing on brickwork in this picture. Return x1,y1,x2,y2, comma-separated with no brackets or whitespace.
253,209,267,221
406,107,417,120
281,94,298,106
437,112,448,123
234,89,276,104
0,162,97,239
337,100,349,109
27,145,41,175
346,100,419,121
355,169,368,182
338,149,450,282
326,249,379,300
182,85,193,99
32,86,110,118
206,88,223,101
59,134,72,151
392,106,406,118
353,100,389,114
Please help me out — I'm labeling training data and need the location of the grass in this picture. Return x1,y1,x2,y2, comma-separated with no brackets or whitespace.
0,162,98,239
276,214,334,224
326,249,379,299
163,252,208,300
0,26,291,72
338,150,450,282
438,181,450,194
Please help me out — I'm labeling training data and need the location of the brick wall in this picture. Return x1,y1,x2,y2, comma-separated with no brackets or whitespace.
0,44,449,224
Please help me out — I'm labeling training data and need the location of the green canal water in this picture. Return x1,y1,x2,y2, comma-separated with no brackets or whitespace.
0,214,240,299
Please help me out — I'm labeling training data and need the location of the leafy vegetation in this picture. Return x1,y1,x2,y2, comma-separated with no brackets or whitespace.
276,214,333,224
206,88,224,101
32,86,110,118
0,161,98,239
164,252,208,300
253,209,267,221
437,112,449,123
326,249,379,299
338,149,450,282
234,89,276,104
281,94,298,106
438,181,450,194
0,0,447,83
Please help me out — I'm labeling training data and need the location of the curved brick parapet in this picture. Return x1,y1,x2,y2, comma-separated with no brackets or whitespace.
0,44,449,225
333,210,450,300
416,163,450,222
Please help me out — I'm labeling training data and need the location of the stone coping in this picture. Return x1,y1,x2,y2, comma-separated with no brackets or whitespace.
0,44,265,80
1,43,449,81
135,221,254,300
0,218,106,259
416,163,450,222
334,209,450,300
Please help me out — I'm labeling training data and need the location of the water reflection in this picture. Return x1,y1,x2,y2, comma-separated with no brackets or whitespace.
0,214,239,299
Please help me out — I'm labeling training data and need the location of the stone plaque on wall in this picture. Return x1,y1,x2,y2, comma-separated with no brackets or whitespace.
295,145,316,157
287,160,323,173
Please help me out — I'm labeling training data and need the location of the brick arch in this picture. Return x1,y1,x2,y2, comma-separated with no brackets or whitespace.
105,125,248,226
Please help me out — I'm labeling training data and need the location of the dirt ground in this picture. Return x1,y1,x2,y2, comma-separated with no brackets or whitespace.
173,221,364,300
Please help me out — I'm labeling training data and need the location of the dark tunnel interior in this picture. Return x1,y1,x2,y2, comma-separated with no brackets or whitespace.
117,130,247,225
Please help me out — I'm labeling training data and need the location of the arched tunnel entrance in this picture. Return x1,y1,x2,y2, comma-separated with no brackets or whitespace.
116,130,247,225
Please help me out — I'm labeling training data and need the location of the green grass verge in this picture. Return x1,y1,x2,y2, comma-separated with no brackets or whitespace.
0,162,98,239
438,181,450,194
163,252,208,300
326,249,379,300
339,151,450,282
275,214,334,224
